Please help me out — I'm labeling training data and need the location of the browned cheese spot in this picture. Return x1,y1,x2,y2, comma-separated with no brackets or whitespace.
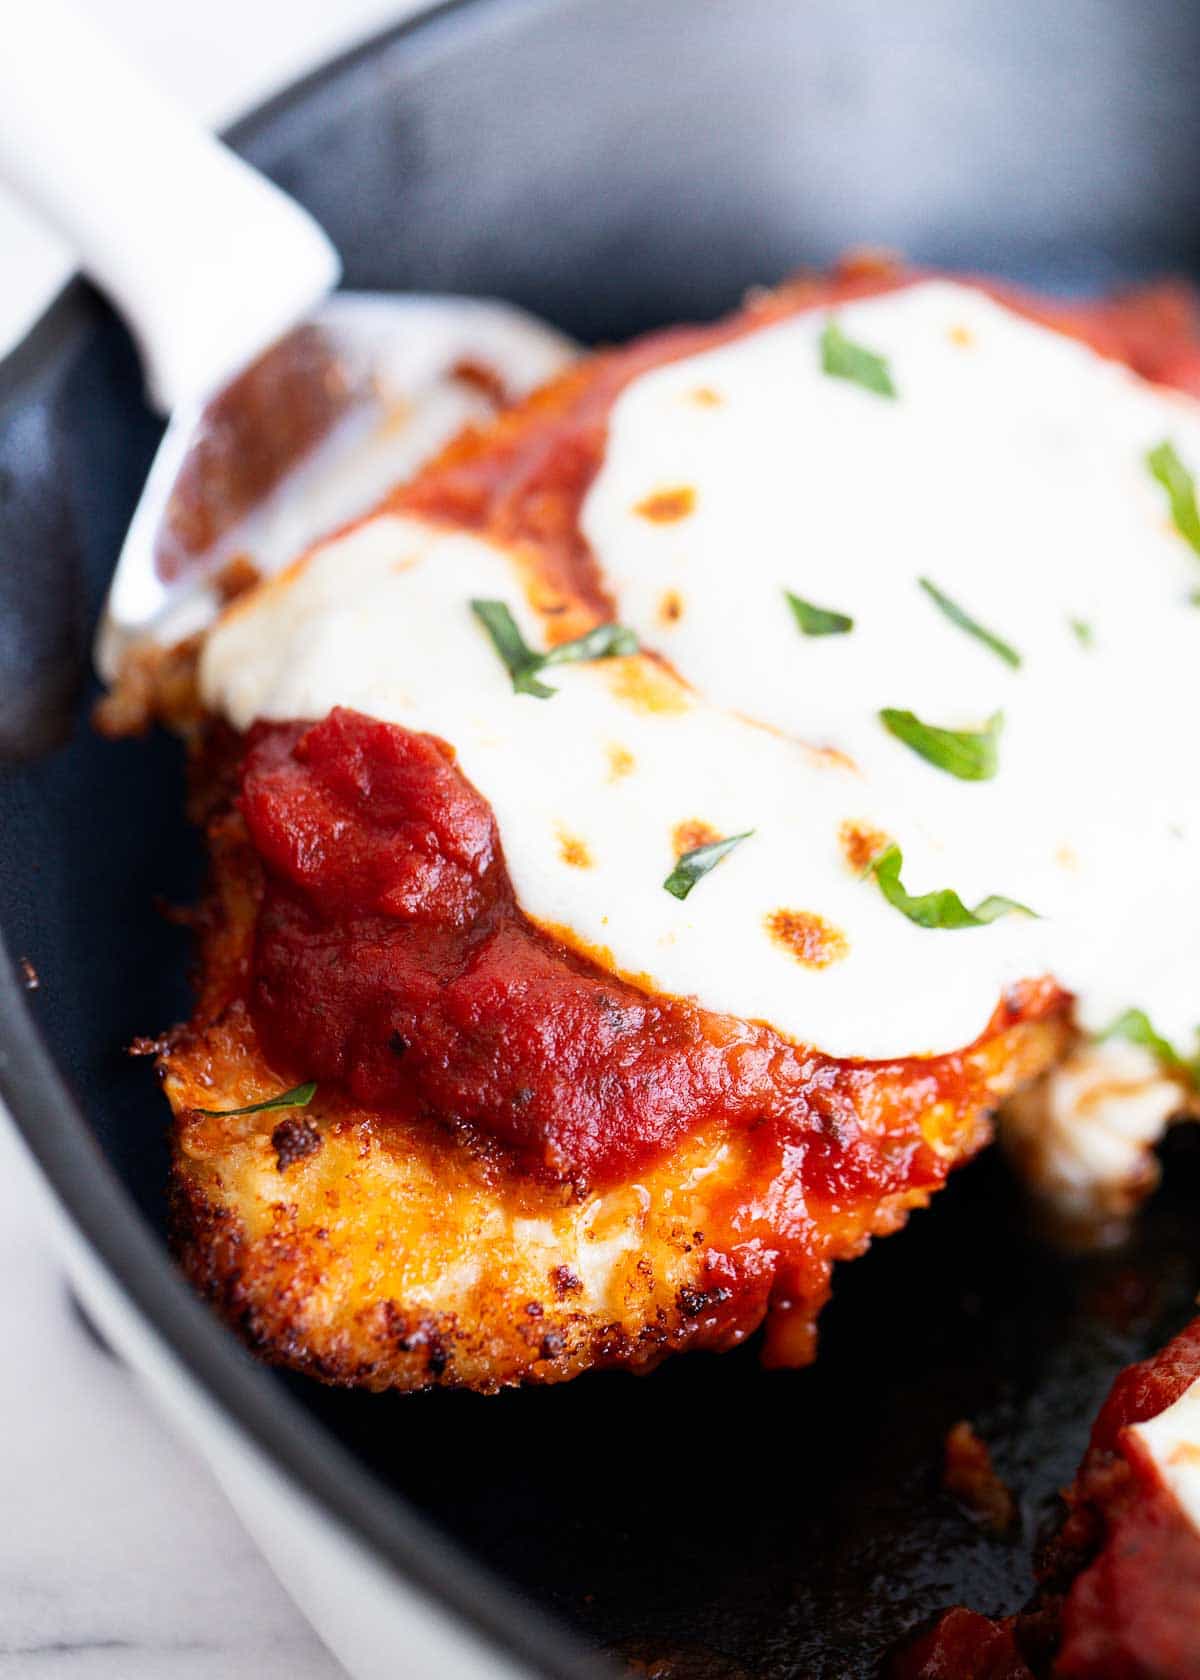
948,323,975,348
606,743,636,781
672,818,722,858
658,589,685,626
557,829,593,869
634,485,696,524
607,657,690,716
689,386,723,407
838,818,891,874
765,908,849,969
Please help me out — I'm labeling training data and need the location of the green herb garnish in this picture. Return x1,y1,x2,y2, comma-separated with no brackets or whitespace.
540,621,639,667
471,600,556,696
1069,617,1094,649
819,318,897,399
664,832,754,901
785,590,854,637
865,844,1035,930
197,1081,317,1118
879,708,1002,781
471,600,638,698
918,577,1022,670
1147,439,1200,556
1097,1008,1200,1087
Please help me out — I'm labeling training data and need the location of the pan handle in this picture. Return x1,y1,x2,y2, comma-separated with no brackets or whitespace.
0,0,340,412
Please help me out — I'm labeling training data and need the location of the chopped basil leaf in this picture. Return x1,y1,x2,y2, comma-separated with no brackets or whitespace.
197,1081,317,1118
1069,617,1094,648
880,708,1002,781
785,590,854,637
819,318,897,398
1097,1008,1200,1087
471,599,557,697
918,577,1022,670
1147,439,1200,556
664,831,754,901
540,621,639,667
865,843,1035,929
471,600,637,698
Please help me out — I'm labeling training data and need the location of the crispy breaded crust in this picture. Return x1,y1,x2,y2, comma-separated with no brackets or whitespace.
137,257,1121,1393
164,808,1069,1393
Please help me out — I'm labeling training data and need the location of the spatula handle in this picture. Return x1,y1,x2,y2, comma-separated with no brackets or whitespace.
0,0,340,412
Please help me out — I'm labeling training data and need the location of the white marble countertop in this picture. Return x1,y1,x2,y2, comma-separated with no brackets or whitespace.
0,4,425,1675
0,1121,347,1679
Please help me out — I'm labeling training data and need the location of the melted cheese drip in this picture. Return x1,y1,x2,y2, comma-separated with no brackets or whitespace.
1002,1039,1188,1228
1133,1377,1200,1536
203,281,1199,1077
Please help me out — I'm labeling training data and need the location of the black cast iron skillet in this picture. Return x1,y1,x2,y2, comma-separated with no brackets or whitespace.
3,1,1200,1673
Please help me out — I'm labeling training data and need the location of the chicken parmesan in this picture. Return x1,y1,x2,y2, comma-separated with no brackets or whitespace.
111,256,1200,1392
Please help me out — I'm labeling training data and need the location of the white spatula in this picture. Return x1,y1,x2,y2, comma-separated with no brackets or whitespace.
0,0,576,678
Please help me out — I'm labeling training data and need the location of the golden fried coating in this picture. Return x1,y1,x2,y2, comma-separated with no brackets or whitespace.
164,811,1069,1392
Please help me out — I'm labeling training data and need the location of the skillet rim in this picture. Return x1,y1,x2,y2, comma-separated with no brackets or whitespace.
0,1,607,1675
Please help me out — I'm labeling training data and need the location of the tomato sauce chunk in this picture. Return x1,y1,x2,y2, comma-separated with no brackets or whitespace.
239,708,1056,1191
242,708,772,1185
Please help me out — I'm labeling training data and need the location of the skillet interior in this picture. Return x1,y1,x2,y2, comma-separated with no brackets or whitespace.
2,0,1200,1672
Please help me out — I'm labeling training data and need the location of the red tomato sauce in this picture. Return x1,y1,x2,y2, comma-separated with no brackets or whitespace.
888,1606,1036,1680
891,1320,1200,1680
234,260,1199,1191
1053,1319,1200,1680
394,254,1200,621
240,707,1058,1189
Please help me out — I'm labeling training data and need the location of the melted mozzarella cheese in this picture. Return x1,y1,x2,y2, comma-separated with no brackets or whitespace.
1133,1377,1200,1536
584,280,1200,1049
203,515,1039,1057
203,281,1199,1085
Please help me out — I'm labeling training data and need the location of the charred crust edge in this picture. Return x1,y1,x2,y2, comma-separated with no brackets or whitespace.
271,1115,322,1172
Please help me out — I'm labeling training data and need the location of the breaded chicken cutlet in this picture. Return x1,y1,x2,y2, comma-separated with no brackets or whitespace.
105,257,1200,1392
